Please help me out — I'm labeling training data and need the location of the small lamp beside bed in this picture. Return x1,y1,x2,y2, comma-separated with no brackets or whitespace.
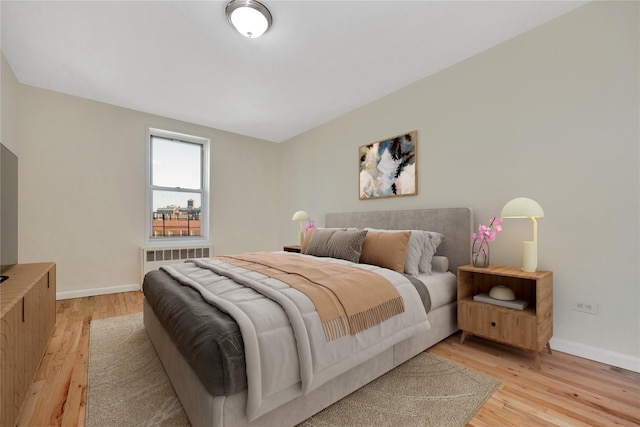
292,210,310,246
500,197,545,272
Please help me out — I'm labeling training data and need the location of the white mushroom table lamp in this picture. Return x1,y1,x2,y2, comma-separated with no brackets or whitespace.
291,210,310,246
500,197,545,272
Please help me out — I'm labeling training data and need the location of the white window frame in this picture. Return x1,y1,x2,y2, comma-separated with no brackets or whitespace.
146,128,210,244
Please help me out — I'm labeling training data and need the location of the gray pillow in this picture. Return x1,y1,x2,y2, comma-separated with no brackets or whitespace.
304,229,368,263
430,256,449,273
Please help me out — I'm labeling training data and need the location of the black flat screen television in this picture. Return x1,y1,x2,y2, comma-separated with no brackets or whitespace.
1,143,18,281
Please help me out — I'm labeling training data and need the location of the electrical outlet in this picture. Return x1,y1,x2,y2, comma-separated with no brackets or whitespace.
573,300,599,314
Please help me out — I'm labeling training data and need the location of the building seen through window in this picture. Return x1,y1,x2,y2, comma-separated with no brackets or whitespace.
152,199,201,237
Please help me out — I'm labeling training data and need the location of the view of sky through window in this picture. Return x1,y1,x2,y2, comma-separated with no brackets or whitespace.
151,137,202,211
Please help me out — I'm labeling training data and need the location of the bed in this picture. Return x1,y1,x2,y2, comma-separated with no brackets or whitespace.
142,207,472,427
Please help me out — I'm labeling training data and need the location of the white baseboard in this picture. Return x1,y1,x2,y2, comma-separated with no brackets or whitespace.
551,337,640,373
56,283,141,300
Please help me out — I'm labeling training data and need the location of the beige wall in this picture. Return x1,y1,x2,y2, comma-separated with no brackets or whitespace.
1,53,19,154
16,85,281,295
280,1,639,369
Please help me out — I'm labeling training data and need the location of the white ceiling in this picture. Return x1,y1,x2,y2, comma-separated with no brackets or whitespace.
1,1,587,143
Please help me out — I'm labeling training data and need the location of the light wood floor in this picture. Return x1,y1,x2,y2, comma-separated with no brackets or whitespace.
16,291,640,426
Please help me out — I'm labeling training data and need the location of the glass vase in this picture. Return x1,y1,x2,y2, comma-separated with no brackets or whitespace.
472,240,490,268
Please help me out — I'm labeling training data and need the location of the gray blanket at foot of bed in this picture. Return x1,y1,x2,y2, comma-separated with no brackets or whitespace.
143,269,247,396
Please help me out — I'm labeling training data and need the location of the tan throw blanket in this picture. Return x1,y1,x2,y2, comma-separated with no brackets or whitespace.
218,252,405,341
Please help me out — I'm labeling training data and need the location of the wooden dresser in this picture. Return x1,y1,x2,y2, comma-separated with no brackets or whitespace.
0,263,56,427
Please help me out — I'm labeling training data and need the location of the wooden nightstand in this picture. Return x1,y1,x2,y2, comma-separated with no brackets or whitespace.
283,245,301,253
457,264,553,369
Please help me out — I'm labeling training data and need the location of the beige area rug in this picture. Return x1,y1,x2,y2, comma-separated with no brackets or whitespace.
87,313,190,427
87,312,499,427
298,352,499,427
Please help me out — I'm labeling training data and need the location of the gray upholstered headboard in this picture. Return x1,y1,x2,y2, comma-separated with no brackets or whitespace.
325,208,473,274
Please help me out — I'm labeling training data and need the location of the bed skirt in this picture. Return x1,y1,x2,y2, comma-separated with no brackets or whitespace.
143,299,458,427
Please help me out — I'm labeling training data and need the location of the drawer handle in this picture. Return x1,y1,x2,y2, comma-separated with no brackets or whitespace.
491,322,496,327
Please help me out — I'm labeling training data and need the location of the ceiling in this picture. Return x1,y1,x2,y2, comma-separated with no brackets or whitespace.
1,1,587,143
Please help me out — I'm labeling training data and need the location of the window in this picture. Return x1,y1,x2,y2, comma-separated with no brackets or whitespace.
148,129,209,241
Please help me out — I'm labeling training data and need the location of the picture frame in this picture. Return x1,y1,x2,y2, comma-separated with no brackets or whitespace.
358,130,417,200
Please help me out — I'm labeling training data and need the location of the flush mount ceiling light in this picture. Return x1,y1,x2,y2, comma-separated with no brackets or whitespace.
225,0,272,39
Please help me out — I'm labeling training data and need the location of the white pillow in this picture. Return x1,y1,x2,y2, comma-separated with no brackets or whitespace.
418,231,444,274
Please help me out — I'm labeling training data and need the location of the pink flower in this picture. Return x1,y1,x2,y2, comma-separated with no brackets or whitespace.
472,216,501,266
303,219,316,234
472,216,502,245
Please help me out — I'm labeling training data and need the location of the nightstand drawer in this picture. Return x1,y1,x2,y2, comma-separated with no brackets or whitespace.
459,300,537,350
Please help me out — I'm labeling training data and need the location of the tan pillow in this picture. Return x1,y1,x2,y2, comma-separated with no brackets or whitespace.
360,231,411,273
365,228,424,276
301,229,314,253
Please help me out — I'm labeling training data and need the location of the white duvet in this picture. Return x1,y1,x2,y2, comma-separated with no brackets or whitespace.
162,253,430,421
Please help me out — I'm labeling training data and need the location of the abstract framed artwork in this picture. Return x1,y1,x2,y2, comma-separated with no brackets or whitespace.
359,130,417,200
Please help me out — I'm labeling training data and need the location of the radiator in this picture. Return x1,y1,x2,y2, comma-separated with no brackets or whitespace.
140,244,212,285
